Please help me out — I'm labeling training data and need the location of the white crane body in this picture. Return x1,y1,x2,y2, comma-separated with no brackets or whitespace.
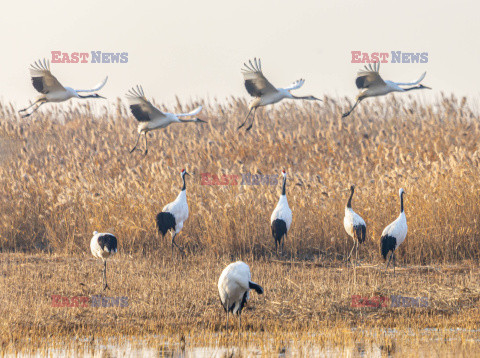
218,261,263,331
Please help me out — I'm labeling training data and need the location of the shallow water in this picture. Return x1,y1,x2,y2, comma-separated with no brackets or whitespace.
6,329,480,357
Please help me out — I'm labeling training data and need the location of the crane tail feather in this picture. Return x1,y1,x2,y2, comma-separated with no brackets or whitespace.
249,281,264,294
380,235,396,260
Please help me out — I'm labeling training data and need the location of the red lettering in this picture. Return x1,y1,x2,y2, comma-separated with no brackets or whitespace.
51,295,61,307
201,173,212,185
61,296,69,307
51,51,62,63
380,296,388,307
79,53,89,63
351,51,361,63
79,296,89,307
219,175,229,186
71,52,79,63
211,174,220,185
229,174,239,185
351,295,361,307
71,296,79,307
61,53,70,63
379,53,389,63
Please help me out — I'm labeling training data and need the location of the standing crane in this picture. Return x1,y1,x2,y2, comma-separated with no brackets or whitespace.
156,169,190,256
126,86,205,155
343,185,366,264
270,170,292,255
342,62,430,117
380,188,408,276
218,261,264,332
19,59,107,118
90,231,118,290
238,58,321,131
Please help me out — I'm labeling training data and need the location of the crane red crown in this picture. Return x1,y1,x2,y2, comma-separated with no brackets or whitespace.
181,169,185,173
282,170,286,174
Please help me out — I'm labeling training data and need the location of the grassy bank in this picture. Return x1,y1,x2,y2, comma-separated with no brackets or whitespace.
0,253,479,344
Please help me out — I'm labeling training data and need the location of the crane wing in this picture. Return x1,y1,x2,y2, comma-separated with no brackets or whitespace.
176,105,203,117
355,62,385,89
242,58,278,97
29,59,65,94
392,72,426,86
283,78,305,92
125,86,166,122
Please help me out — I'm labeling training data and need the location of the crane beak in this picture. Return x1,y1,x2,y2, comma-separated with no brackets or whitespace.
196,118,206,123
97,94,107,99
185,172,191,176
420,84,431,90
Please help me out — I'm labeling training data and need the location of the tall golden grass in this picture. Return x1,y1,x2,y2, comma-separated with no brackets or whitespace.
0,94,479,263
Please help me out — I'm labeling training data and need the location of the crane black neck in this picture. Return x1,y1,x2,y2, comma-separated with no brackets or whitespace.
292,95,317,100
181,174,186,191
281,175,286,196
78,94,99,98
347,187,354,208
400,192,404,213
403,85,426,92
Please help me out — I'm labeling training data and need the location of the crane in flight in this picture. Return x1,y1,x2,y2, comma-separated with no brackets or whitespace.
238,58,321,131
19,59,107,118
126,86,205,155
342,62,430,117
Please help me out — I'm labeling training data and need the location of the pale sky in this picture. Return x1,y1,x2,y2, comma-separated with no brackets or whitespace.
1,0,479,109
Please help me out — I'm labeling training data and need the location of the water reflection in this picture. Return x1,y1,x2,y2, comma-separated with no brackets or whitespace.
7,329,480,357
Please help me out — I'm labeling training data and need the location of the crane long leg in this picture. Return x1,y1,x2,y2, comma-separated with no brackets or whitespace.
101,261,104,288
282,233,286,256
103,260,109,290
245,108,257,131
355,240,359,265
393,253,396,277
171,232,184,256
275,240,278,256
130,133,142,153
237,108,253,130
225,299,229,332
143,132,148,155
342,99,361,118
21,101,46,118
385,251,394,271
19,98,44,113
238,313,241,337
346,239,356,262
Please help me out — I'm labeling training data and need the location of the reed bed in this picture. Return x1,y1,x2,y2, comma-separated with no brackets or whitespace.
0,95,479,264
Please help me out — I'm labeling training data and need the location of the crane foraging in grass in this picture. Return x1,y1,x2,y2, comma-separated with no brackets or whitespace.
343,185,366,264
19,59,107,118
126,86,205,155
90,231,117,290
270,170,292,255
218,261,264,332
380,188,408,276
156,169,190,256
238,58,321,131
342,62,430,117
